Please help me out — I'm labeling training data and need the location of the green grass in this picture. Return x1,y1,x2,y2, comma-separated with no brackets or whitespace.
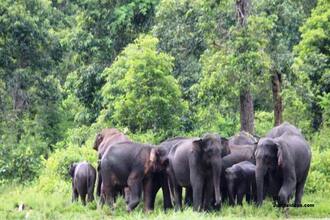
0,183,329,220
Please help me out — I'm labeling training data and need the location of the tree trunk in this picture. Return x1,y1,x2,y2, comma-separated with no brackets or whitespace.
272,70,283,126
240,89,254,134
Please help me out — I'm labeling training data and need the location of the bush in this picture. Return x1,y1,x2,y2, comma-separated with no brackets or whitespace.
100,35,188,135
254,111,274,136
36,145,97,193
305,170,329,194
0,126,48,182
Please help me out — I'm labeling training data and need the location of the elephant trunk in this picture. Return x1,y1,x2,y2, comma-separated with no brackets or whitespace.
256,163,267,206
227,178,235,205
212,159,222,207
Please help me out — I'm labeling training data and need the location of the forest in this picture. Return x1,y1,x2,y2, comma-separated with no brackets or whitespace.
0,0,329,219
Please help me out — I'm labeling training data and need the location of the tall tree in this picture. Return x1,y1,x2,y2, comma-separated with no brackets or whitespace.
236,0,255,133
293,0,330,130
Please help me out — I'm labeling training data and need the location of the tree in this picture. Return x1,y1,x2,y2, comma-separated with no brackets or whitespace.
153,0,206,99
293,0,330,130
100,35,187,135
196,0,273,134
255,0,317,126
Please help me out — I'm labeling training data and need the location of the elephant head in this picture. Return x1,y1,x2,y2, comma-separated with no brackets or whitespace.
146,147,169,174
192,133,230,207
69,163,78,178
93,128,120,151
255,137,283,205
225,167,237,205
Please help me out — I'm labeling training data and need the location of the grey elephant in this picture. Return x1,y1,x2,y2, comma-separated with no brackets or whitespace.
100,141,168,212
93,128,130,197
255,122,311,206
220,131,258,202
225,161,256,205
69,162,97,205
166,133,230,211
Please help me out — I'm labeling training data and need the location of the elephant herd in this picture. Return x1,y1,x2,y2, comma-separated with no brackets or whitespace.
69,122,311,213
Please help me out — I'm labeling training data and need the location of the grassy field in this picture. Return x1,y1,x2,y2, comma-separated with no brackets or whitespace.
0,183,329,220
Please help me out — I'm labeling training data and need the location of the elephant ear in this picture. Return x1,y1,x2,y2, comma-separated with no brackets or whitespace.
192,138,205,151
149,148,158,163
147,148,168,173
93,133,103,151
221,137,230,156
69,163,77,177
276,142,284,168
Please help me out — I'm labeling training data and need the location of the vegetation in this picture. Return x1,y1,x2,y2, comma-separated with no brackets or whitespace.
0,0,329,219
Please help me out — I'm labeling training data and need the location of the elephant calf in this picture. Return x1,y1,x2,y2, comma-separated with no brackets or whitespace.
225,161,256,206
69,162,96,205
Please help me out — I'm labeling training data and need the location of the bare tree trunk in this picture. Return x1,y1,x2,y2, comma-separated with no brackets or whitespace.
240,89,254,133
272,70,283,126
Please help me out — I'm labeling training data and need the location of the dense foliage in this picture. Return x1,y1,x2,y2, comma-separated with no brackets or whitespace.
0,0,329,210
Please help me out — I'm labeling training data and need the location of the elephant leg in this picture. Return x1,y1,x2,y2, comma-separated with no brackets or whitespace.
124,187,130,205
143,175,159,212
103,180,115,209
246,183,251,204
220,177,228,204
167,167,182,211
252,180,257,204
236,184,246,206
80,194,86,206
127,172,143,212
202,179,214,211
246,191,251,204
184,187,193,206
191,174,204,211
294,175,307,206
72,188,78,202
96,163,102,197
87,176,95,203
278,178,296,206
161,174,173,210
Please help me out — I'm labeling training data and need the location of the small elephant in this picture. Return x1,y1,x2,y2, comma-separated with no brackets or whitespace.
69,162,97,205
93,128,130,197
100,141,168,212
255,122,311,206
220,152,256,203
225,161,256,205
166,133,230,211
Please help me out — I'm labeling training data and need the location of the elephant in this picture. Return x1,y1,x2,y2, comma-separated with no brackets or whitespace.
225,161,256,205
255,123,311,207
220,152,256,202
69,162,97,205
143,137,189,211
266,121,302,138
100,141,168,212
219,131,258,202
228,131,259,146
166,133,230,211
93,128,130,197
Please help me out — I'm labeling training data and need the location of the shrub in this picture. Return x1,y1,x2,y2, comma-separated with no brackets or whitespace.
36,145,97,193
254,111,274,136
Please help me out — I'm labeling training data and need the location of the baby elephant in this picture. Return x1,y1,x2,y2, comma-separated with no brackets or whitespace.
225,161,256,205
69,162,96,205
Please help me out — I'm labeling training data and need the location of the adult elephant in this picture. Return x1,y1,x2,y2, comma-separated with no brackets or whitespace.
93,128,130,197
166,133,230,211
228,131,259,147
100,141,168,212
266,121,302,138
143,137,188,211
255,123,311,206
